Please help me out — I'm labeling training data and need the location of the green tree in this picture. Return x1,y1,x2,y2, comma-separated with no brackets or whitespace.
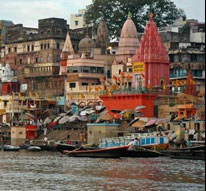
85,0,186,39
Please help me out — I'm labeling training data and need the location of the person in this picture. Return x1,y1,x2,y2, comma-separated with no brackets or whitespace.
67,135,71,145
128,138,139,150
44,136,48,145
80,132,84,145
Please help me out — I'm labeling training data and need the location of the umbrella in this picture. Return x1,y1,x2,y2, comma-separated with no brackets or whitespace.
43,117,52,125
66,109,73,115
80,109,95,116
129,118,140,126
69,115,79,123
135,105,146,111
110,109,122,114
25,112,35,119
96,111,108,123
53,116,62,123
96,106,106,113
59,113,67,117
145,119,157,127
131,120,146,128
80,106,91,112
20,114,31,120
174,115,185,121
108,111,121,119
77,116,89,122
59,116,70,124
156,118,169,125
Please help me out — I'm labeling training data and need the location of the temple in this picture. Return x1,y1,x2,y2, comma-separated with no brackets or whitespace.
112,13,140,89
133,13,170,90
101,14,170,117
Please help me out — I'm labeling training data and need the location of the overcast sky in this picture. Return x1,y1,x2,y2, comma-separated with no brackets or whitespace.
0,0,205,27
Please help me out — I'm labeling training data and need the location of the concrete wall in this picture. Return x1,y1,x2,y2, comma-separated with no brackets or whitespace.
11,126,26,146
87,124,120,145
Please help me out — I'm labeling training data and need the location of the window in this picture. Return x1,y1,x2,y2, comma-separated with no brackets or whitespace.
73,67,79,73
27,45,30,52
8,48,11,53
35,57,38,63
83,66,90,73
69,83,76,88
97,67,104,74
75,21,79,26
14,47,17,53
19,59,23,65
82,82,88,86
31,45,34,51
191,54,197,61
44,44,47,49
90,67,97,73
57,43,60,49
47,43,50,49
41,44,43,50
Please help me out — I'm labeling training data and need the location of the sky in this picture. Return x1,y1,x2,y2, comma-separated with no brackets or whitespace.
0,0,205,28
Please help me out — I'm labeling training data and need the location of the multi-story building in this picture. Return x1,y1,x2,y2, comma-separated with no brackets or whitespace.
60,17,113,108
70,9,86,30
160,17,205,93
0,20,14,45
1,18,84,98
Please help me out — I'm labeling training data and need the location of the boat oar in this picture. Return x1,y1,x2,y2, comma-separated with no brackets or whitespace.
63,147,82,155
137,146,167,156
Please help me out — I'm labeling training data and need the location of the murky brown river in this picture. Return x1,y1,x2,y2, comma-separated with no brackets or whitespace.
0,151,205,191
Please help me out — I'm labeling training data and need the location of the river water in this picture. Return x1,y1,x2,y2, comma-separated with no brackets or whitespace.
0,151,205,191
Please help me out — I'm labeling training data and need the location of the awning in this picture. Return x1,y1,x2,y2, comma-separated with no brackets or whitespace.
174,115,185,121
129,118,140,126
131,120,146,128
59,116,70,124
134,105,146,111
145,119,157,127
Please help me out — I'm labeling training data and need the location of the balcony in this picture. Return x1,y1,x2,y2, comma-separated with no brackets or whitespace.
170,73,188,79
170,72,204,79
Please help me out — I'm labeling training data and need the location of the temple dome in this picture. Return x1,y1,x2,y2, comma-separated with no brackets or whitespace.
116,14,139,62
79,36,95,52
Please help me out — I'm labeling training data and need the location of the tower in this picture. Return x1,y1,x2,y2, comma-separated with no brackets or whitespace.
116,13,139,64
133,13,170,90
96,16,109,55
60,32,75,75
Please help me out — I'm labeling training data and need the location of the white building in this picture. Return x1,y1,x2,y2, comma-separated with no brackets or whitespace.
70,9,86,30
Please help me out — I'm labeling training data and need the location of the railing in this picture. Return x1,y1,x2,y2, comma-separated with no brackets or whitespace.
99,135,169,149
170,73,188,78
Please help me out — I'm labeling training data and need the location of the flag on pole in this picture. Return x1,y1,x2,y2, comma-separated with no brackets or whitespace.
88,86,92,93
113,75,118,81
29,92,33,98
81,94,86,99
141,73,145,78
121,72,125,78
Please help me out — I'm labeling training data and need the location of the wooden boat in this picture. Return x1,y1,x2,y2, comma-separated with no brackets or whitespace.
2,145,20,152
55,143,77,153
122,147,162,158
65,145,130,158
142,143,169,150
38,145,57,152
161,145,205,161
27,146,41,151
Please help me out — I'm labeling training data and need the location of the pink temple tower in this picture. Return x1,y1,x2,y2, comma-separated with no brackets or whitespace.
133,13,170,89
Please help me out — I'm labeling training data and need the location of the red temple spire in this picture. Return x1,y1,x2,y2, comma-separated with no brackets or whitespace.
132,13,170,89
133,13,169,64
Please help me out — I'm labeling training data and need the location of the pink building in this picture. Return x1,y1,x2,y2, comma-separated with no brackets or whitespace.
133,14,170,90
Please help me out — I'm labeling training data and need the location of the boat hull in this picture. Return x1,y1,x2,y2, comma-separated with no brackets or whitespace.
55,144,76,153
67,146,129,158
